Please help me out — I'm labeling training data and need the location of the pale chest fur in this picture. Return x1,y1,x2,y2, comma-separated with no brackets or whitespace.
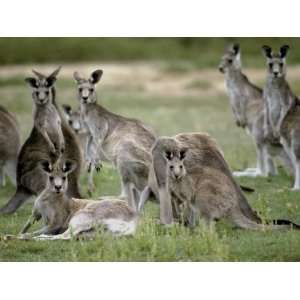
34,192,70,227
34,104,61,135
265,86,285,130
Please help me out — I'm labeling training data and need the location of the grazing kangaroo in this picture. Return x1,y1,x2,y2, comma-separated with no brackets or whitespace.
0,106,21,187
219,44,292,177
63,104,97,195
262,45,300,190
142,132,299,229
73,69,156,211
0,68,82,215
19,159,138,240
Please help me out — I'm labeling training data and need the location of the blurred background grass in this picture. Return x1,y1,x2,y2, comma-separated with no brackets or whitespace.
1,37,300,67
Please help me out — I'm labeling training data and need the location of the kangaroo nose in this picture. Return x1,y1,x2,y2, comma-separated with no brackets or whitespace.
273,71,279,77
219,66,224,73
55,185,62,192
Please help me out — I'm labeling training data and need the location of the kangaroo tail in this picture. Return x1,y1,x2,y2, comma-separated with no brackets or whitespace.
239,184,255,193
269,219,300,229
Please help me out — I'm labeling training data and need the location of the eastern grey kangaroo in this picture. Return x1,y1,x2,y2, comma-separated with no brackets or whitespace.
219,44,293,177
143,132,299,229
19,158,137,240
0,105,21,186
63,104,97,195
26,70,65,156
0,68,82,215
262,45,300,190
73,69,156,211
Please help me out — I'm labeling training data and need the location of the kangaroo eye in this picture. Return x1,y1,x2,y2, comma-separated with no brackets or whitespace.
69,120,73,126
45,91,49,96
62,176,66,181
79,88,83,93
180,165,183,169
228,59,233,64
269,63,273,68
49,176,54,181
170,166,174,170
89,88,94,93
280,63,283,67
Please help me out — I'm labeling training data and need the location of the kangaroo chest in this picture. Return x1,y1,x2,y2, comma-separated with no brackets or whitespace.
265,87,284,130
36,106,61,135
36,196,70,228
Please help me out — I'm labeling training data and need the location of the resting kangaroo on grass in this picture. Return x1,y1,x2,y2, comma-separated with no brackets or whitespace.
15,158,137,240
73,69,156,211
0,105,21,187
0,68,82,215
262,45,300,190
140,133,299,230
219,44,293,178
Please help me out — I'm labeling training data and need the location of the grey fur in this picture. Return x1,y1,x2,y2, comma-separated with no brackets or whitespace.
73,69,156,211
219,44,276,177
0,106,21,186
262,45,300,189
0,68,83,215
19,158,137,240
145,132,295,230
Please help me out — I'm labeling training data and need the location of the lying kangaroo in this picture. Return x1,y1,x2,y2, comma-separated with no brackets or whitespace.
19,159,137,240
219,44,292,177
262,45,300,190
63,104,97,195
0,105,21,186
73,69,156,211
26,70,65,156
0,68,82,215
143,132,299,229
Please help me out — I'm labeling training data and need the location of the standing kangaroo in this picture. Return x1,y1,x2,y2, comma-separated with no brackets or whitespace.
146,132,299,229
0,68,82,215
18,158,137,240
26,71,65,156
73,70,156,211
219,44,292,177
262,45,300,190
63,104,97,195
0,105,21,186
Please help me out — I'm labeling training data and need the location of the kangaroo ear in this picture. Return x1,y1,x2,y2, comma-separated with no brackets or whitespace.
62,160,77,174
280,45,290,58
62,104,72,116
49,66,61,79
179,148,188,160
25,77,38,88
40,160,52,173
45,76,57,88
232,43,240,55
73,71,83,83
89,69,103,84
46,66,61,87
262,45,273,59
164,150,173,161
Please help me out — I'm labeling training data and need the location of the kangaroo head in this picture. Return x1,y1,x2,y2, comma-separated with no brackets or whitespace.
25,67,61,106
164,148,188,181
262,45,289,79
62,104,84,134
40,159,77,194
219,43,241,73
73,69,103,105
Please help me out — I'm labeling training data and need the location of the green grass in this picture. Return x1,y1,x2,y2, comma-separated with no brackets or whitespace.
2,37,300,68
1,66,300,261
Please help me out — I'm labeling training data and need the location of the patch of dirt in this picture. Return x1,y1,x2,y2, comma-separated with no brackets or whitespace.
2,62,300,98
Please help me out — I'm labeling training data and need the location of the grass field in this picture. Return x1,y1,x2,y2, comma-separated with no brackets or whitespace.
1,62,300,261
